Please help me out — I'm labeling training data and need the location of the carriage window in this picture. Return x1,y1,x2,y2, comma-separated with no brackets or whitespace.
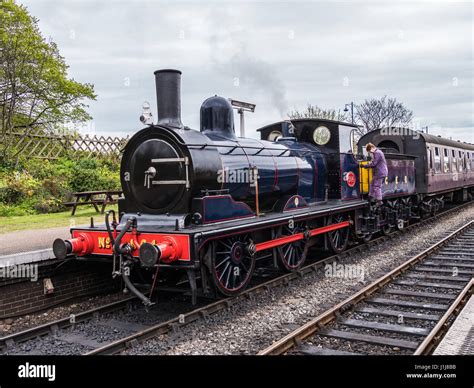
451,150,456,172
443,148,450,173
427,148,433,170
434,147,441,172
459,151,464,172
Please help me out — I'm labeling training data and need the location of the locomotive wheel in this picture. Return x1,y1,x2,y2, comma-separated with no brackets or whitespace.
359,233,373,243
381,223,392,235
327,214,350,254
431,200,440,216
420,201,432,219
397,198,412,230
276,222,307,272
210,234,256,296
381,202,393,235
395,201,406,230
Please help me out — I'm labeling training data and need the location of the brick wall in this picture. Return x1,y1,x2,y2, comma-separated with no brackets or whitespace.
0,259,121,318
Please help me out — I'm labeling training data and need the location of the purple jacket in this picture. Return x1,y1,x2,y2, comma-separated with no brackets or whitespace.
368,148,388,178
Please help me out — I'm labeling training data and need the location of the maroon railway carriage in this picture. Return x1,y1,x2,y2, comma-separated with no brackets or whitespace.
359,128,474,216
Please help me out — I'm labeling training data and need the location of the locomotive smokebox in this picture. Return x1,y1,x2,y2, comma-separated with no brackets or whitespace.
154,69,183,128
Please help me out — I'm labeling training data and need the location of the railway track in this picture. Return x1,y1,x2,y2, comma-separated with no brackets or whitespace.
0,291,211,355
0,201,471,355
0,296,136,354
84,202,473,355
258,220,474,355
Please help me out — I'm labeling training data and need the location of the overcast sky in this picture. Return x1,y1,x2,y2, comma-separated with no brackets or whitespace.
22,0,473,142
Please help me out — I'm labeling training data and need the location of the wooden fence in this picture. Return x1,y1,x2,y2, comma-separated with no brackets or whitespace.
6,130,129,160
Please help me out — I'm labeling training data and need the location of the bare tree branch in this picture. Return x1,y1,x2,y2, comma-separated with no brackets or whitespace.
288,104,348,122
354,96,413,135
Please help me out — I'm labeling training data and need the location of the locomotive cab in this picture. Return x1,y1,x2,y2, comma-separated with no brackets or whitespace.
257,119,361,201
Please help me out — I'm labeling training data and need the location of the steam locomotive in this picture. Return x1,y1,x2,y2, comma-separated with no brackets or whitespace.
53,69,474,305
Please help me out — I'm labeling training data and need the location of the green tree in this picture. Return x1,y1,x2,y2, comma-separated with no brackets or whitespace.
288,104,348,122
0,0,96,161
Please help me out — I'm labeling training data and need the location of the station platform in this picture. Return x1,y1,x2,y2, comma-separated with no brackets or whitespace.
0,226,71,266
0,224,119,318
433,294,474,355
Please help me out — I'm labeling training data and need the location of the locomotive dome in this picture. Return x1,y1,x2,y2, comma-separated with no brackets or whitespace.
200,95,236,139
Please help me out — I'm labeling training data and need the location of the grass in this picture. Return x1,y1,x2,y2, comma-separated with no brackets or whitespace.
0,205,118,234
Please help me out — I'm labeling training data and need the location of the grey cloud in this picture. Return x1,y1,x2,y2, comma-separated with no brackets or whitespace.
21,0,473,142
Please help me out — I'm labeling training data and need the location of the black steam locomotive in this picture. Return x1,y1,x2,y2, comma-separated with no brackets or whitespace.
53,69,474,305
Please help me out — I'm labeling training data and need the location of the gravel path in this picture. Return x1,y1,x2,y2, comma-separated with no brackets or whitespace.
126,203,474,355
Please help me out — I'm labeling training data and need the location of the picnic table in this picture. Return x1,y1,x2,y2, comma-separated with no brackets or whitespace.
64,190,123,215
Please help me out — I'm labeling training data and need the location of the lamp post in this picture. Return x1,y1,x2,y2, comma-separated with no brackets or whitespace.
344,102,354,124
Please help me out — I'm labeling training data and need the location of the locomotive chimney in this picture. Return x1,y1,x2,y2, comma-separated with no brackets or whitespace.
154,69,183,128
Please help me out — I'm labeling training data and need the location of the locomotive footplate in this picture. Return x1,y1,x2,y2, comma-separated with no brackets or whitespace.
60,199,367,263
